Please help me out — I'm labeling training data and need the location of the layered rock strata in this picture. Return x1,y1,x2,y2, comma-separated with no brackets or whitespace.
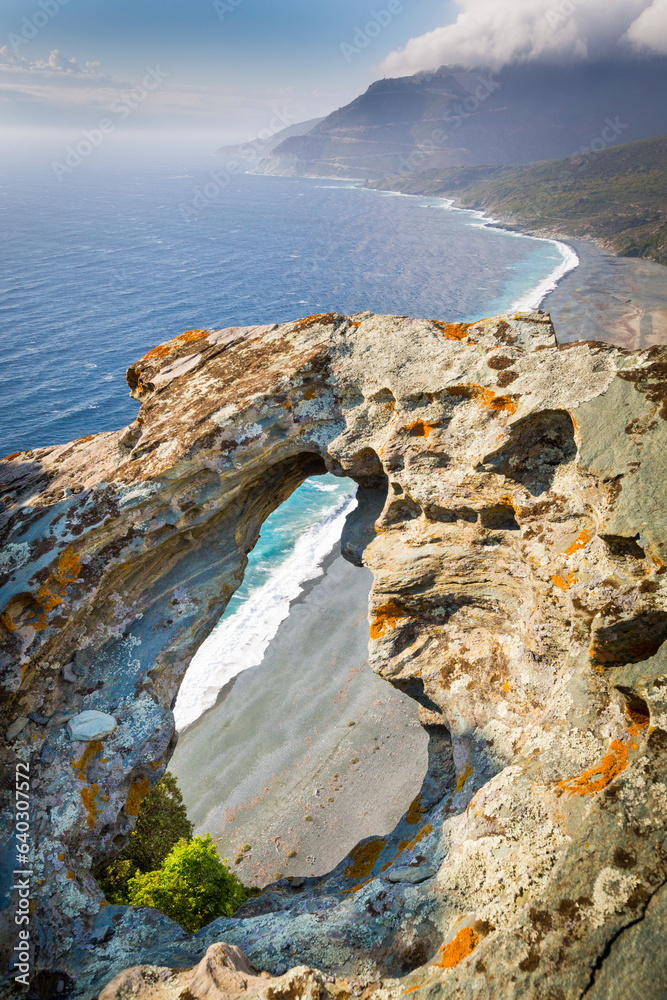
1,312,666,999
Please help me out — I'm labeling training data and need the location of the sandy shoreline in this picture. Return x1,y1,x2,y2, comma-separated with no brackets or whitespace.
170,549,427,886
540,238,667,349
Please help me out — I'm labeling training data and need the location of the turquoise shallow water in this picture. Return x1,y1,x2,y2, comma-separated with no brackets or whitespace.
0,136,574,722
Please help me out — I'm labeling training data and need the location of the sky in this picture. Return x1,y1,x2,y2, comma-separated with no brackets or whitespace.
0,0,454,143
1,0,665,145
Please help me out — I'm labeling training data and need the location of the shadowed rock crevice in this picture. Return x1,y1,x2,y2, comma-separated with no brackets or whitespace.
480,408,578,495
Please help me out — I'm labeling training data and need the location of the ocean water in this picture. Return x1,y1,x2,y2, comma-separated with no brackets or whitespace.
0,136,578,727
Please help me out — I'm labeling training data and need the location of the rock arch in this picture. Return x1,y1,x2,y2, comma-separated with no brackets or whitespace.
1,313,666,999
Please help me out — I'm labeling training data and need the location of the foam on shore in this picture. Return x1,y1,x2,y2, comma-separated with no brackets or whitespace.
174,492,358,731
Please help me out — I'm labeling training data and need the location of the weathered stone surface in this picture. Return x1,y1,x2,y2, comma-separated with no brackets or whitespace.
67,710,117,742
99,943,330,1000
0,311,666,999
6,716,29,740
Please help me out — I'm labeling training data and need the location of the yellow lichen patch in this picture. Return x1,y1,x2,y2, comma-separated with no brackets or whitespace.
432,928,480,970
557,739,628,796
72,740,104,782
126,777,151,817
404,420,438,438
292,313,337,332
565,530,591,556
502,680,510,694
432,321,470,341
487,395,518,415
370,601,409,639
626,704,650,731
380,824,433,873
447,384,517,415
552,571,576,592
80,784,100,829
303,388,318,400
141,329,208,362
405,795,424,826
344,837,387,880
0,608,16,633
456,764,473,792
33,548,82,631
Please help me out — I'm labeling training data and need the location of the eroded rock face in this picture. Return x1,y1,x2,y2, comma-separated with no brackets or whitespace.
1,312,666,999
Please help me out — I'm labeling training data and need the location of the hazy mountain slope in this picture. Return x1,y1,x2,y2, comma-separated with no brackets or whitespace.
368,135,667,265
216,117,325,170
255,59,667,179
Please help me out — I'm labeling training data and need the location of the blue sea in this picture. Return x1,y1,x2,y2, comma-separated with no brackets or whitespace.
0,135,578,724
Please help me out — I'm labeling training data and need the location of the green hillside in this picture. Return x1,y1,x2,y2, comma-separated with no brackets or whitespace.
368,135,667,265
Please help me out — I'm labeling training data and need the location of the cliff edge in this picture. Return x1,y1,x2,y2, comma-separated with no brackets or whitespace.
1,312,666,999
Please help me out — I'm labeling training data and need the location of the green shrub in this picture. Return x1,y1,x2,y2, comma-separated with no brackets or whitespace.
126,835,246,932
96,771,193,905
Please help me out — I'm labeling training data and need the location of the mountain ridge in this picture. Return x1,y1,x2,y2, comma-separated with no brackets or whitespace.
254,58,667,179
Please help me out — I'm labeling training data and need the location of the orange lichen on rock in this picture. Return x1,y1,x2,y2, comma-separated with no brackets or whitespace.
81,784,100,829
141,330,208,362
33,548,82,631
344,837,387,880
557,739,628,796
432,928,480,970
552,570,576,592
292,313,337,332
1,452,21,462
404,420,438,438
72,740,104,782
380,824,433,873
370,601,409,639
565,530,591,555
405,795,424,826
126,777,151,817
456,764,473,792
447,384,517,415
432,322,470,341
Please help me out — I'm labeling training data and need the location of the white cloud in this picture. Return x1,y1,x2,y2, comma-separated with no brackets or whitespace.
377,0,667,76
0,47,101,76
624,0,667,52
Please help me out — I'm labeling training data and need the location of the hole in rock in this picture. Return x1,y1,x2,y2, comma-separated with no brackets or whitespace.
170,470,427,888
615,688,651,729
601,534,646,560
591,611,667,670
480,409,577,496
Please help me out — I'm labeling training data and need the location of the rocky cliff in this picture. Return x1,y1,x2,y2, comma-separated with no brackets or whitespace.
254,59,667,179
1,312,667,999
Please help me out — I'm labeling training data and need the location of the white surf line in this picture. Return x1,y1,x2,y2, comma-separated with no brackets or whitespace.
362,184,581,314
174,493,358,732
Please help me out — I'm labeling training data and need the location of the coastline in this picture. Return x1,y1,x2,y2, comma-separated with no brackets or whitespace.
364,183,667,348
170,550,427,886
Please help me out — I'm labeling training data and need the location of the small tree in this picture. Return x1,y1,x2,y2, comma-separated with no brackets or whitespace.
96,771,193,905
126,835,246,933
